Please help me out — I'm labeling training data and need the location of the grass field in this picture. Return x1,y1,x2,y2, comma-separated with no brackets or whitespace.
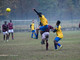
0,31,80,60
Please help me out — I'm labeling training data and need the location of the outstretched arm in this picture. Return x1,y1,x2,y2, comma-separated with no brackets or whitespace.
33,8,42,17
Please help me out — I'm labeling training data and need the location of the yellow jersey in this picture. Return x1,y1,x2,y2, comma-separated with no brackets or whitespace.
39,15,48,26
31,23,35,31
55,25,63,38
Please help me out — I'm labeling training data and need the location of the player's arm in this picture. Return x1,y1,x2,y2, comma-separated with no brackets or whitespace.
33,8,42,17
53,28,57,33
48,25,54,31
49,25,54,29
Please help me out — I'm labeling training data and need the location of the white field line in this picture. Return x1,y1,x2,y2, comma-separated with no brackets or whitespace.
0,54,18,56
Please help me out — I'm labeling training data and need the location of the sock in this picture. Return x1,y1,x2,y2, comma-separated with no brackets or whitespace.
55,44,57,49
57,43,61,47
3,35,5,40
12,35,14,39
31,33,33,38
6,35,8,40
12,33,14,39
8,33,10,39
46,42,48,50
36,34,38,39
7,34,9,40
34,33,37,38
41,40,45,44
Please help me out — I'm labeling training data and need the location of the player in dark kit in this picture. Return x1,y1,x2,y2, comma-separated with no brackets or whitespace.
41,25,54,50
8,20,14,40
2,21,9,42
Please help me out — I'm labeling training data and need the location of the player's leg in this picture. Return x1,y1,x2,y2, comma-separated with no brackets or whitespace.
8,33,10,39
34,33,37,37
31,33,33,38
54,40,58,50
31,30,36,38
54,37,62,50
36,25,48,39
3,35,6,42
57,40,63,50
3,32,5,40
6,34,7,40
11,29,14,40
8,30,10,39
11,33,14,40
3,35,5,40
9,33,10,37
36,28,39,39
33,30,36,38
46,40,48,50
5,31,9,41
36,26,45,39
31,31,33,38
41,32,46,44
55,37,62,47
41,32,49,50
39,25,48,31
41,32,49,45
41,39,45,44
6,34,9,42
45,33,49,50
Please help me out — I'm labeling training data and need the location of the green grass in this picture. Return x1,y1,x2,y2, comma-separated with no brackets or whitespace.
0,31,80,60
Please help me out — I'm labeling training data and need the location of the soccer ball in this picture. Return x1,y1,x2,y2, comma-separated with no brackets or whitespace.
6,8,11,12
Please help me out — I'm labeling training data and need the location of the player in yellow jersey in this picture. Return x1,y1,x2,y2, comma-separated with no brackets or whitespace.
33,8,48,39
53,20,63,50
30,20,36,38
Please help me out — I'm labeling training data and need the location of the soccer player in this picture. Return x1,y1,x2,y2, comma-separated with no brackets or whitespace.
2,21,9,42
30,20,36,38
41,25,54,50
33,8,48,39
53,20,63,50
8,20,14,40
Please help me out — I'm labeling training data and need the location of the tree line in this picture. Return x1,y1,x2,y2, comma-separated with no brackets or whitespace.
0,0,80,20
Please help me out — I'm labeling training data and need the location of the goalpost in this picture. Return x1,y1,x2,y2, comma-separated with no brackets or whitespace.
0,20,38,32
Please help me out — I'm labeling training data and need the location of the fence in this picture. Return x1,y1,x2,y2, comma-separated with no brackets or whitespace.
0,19,80,33
0,20,38,33
48,20,80,28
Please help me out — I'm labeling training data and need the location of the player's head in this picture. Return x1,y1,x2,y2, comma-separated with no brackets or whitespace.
32,20,34,23
56,20,61,26
4,21,7,24
10,20,12,22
